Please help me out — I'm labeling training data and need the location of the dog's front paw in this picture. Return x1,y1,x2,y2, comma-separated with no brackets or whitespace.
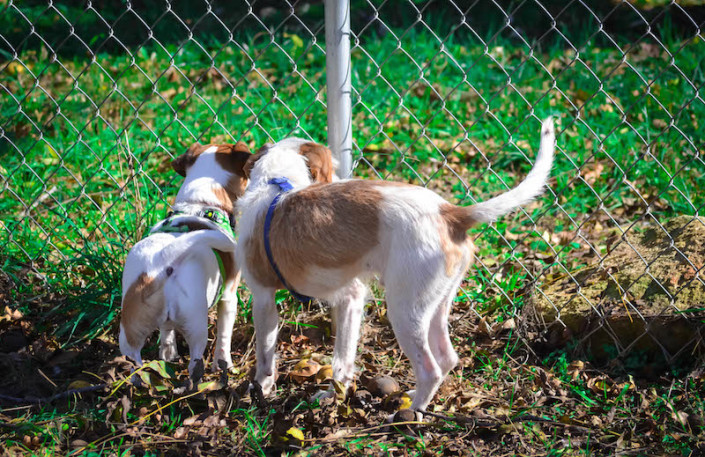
247,381,271,407
188,358,205,384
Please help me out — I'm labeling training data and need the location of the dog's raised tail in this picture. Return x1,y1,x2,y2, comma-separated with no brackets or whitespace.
460,117,555,227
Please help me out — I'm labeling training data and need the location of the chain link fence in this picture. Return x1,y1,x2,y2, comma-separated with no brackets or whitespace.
1,0,704,368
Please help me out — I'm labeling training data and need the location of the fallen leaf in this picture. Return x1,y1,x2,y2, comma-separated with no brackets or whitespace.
67,380,93,390
289,359,321,383
316,365,334,383
285,427,305,446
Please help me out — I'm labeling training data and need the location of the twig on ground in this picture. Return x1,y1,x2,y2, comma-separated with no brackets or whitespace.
304,420,432,443
420,409,593,432
0,383,108,405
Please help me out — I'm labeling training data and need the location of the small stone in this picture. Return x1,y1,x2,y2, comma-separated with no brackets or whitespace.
391,409,420,434
70,439,88,449
364,375,399,397
394,408,417,422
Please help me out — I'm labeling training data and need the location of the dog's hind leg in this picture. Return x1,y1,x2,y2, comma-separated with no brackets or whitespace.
428,268,466,378
213,271,241,371
331,279,367,386
386,294,443,412
428,298,459,378
181,302,209,383
312,279,367,401
251,284,278,396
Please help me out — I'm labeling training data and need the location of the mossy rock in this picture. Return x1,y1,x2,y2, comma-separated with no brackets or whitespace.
524,216,705,370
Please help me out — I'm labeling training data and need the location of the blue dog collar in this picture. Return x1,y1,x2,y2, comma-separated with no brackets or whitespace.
263,178,314,304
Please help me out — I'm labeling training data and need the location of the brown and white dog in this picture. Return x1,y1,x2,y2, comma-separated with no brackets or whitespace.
119,142,251,380
236,120,555,413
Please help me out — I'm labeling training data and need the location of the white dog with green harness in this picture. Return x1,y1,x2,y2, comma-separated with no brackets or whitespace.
119,142,251,382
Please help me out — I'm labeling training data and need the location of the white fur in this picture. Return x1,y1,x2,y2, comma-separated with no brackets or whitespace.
119,148,242,378
175,147,231,208
236,119,555,411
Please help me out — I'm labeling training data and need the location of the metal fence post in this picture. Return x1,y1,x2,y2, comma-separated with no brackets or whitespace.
324,0,353,178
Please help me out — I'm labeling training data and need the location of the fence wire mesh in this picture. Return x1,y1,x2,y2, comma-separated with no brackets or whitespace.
1,1,704,367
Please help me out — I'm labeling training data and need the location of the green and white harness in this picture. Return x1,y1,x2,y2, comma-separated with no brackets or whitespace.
150,206,235,307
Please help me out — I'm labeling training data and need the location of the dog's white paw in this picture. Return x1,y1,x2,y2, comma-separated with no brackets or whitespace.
159,344,178,362
311,388,336,403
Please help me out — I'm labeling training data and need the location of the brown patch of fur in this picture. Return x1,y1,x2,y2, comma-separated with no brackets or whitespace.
243,141,334,184
245,214,284,289
214,143,252,211
245,181,383,289
440,204,477,242
299,142,335,183
173,142,251,195
172,143,211,177
439,204,477,276
121,273,164,348
213,250,240,292
211,186,236,214
228,270,242,294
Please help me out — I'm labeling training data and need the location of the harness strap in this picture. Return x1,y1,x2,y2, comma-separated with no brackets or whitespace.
263,178,314,304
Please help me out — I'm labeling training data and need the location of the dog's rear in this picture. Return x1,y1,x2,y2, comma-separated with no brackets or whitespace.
119,230,237,365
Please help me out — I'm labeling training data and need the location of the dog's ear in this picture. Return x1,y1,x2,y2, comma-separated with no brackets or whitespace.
215,142,252,177
230,142,253,177
172,143,205,177
299,142,335,184
243,143,273,179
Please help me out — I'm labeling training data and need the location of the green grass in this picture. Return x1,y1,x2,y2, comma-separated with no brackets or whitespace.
2,23,703,343
1,11,705,457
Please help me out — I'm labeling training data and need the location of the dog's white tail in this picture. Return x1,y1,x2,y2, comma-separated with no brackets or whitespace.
467,117,555,224
129,229,236,306
156,229,236,270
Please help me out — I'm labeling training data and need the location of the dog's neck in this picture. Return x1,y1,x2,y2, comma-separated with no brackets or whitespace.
175,151,238,215
237,148,313,216
234,148,313,254
251,148,313,191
